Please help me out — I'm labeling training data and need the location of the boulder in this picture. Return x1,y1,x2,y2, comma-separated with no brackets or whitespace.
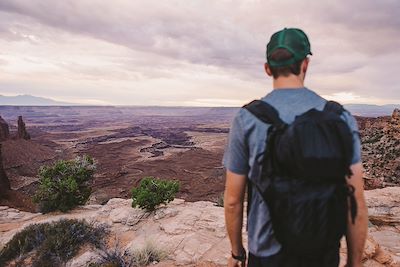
365,187,400,226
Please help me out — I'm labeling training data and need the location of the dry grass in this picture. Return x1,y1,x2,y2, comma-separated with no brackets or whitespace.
90,240,167,267
130,241,167,266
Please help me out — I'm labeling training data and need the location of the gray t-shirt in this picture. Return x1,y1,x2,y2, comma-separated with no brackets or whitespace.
223,87,361,257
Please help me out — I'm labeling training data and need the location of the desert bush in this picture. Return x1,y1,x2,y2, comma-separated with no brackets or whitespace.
131,177,179,212
89,241,166,267
215,192,224,207
88,247,133,267
0,219,108,267
33,155,96,213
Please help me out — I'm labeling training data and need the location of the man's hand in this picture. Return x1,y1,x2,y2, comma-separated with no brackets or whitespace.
345,162,368,266
224,170,247,266
228,257,247,267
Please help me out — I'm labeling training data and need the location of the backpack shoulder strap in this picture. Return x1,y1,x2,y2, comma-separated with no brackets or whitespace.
323,100,344,115
243,100,284,125
246,179,252,231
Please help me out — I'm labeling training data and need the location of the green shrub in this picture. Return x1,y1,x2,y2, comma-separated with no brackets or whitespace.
33,155,96,213
0,219,108,267
131,177,179,212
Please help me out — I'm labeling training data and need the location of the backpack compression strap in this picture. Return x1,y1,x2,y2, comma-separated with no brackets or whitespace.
243,100,284,125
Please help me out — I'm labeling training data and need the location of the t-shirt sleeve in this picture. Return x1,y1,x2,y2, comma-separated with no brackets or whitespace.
223,111,250,175
341,111,362,164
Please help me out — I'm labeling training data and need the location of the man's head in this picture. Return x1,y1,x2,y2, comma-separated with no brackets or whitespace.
265,28,312,80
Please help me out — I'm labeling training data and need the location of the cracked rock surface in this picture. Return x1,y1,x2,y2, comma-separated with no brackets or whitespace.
1,189,399,266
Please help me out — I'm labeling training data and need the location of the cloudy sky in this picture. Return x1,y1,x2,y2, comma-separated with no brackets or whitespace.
0,0,399,106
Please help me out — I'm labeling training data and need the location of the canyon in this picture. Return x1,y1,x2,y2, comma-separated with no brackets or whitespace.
0,106,399,266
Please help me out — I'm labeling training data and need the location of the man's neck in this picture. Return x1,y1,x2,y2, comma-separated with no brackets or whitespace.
273,75,304,89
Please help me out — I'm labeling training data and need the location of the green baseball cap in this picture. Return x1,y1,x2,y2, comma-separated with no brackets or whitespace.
266,28,312,67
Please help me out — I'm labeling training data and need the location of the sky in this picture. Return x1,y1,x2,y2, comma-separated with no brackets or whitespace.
0,0,399,106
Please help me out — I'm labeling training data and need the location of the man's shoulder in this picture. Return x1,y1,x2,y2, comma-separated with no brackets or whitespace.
230,105,261,131
260,88,327,123
340,108,359,132
232,88,358,130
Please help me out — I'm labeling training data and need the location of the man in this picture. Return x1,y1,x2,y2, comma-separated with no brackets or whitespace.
223,28,368,267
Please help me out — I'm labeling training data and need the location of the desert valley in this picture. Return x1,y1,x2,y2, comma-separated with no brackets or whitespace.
0,105,399,266
0,106,238,207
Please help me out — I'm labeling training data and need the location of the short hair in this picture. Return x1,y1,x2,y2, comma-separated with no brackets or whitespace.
269,48,303,79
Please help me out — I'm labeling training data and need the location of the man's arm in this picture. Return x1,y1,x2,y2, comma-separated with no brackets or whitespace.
224,170,247,263
345,162,368,267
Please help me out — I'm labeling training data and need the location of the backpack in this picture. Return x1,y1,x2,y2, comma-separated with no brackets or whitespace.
243,99,357,258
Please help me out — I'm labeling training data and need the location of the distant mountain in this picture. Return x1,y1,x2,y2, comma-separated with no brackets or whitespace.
344,104,400,117
0,95,73,106
0,95,398,117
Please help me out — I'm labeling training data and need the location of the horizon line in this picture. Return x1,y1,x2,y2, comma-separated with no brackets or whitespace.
1,103,400,108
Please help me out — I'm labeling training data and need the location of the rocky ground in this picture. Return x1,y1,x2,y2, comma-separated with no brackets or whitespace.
0,187,399,267
359,109,400,189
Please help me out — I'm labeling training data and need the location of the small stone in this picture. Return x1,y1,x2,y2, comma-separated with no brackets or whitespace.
65,250,101,267
106,198,131,206
6,211,24,220
374,248,393,265
364,237,379,259
154,208,178,220
170,198,185,205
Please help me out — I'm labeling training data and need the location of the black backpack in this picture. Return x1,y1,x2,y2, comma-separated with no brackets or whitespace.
243,100,357,259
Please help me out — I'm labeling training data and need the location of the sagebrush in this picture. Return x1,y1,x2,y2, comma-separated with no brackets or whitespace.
33,155,96,213
131,177,179,211
0,219,108,267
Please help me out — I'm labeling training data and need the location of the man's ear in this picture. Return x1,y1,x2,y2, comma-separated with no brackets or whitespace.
301,58,309,73
264,63,273,77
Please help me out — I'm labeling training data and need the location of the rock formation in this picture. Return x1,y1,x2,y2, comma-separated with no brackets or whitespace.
17,116,30,140
1,188,399,267
0,116,10,141
0,143,10,199
392,109,400,124
359,110,400,188
362,187,400,267
364,187,400,226
0,115,31,141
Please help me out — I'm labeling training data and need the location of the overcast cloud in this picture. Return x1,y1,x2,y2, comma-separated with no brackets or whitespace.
0,0,399,106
